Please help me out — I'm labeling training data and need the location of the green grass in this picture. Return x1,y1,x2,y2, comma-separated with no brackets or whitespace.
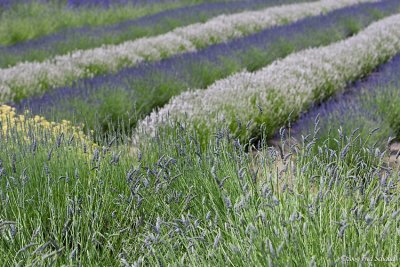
375,85,400,138
0,110,399,265
301,83,400,153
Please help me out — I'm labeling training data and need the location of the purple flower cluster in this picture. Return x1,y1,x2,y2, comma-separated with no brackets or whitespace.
0,0,15,8
14,0,400,129
289,52,400,142
66,0,180,8
0,0,178,9
0,0,46,8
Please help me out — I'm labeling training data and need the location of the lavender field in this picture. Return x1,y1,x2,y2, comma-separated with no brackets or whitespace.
0,0,400,265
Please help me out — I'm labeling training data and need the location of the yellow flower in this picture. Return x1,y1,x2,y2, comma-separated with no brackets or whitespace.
0,104,96,152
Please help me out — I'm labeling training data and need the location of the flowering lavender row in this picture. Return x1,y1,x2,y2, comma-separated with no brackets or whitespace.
66,0,239,8
137,13,400,142
16,0,400,131
0,0,188,9
0,0,233,9
0,0,285,67
67,0,182,8
289,53,400,145
0,0,375,102
0,0,45,9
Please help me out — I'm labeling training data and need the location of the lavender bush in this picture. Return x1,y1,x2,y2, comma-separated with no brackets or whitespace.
289,53,400,147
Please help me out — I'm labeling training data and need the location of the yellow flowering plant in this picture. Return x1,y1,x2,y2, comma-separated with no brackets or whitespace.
0,104,96,154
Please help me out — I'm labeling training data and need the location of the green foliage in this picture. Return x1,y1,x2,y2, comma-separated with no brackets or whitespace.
375,85,400,139
311,83,400,153
340,18,362,37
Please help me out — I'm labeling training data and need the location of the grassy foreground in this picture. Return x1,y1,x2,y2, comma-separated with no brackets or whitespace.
0,105,399,265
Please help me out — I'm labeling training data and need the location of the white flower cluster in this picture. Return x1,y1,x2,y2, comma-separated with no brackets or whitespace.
0,0,375,102
138,13,400,140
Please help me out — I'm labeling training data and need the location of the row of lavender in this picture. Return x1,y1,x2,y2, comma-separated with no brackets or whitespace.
0,0,375,103
291,51,400,146
67,0,196,8
67,0,257,8
0,0,296,67
136,13,400,144
16,0,400,133
0,0,190,9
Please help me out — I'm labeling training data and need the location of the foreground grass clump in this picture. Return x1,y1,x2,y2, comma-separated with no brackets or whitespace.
0,111,399,265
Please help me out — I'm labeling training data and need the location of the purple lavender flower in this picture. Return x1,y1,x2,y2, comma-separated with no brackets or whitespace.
66,0,183,9
289,53,400,144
